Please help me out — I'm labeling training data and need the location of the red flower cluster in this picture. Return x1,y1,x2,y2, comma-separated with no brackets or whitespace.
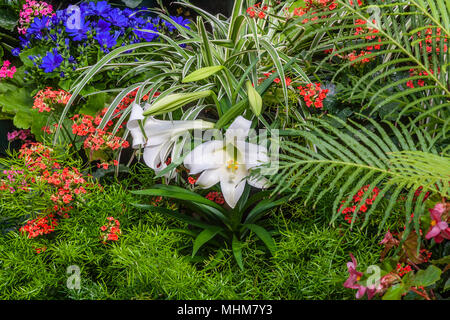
339,185,380,223
33,87,71,113
20,214,58,238
297,83,329,109
354,19,380,40
292,0,337,23
100,216,122,242
247,2,268,19
405,68,437,89
260,71,292,86
188,176,197,185
326,18,380,66
151,196,163,206
419,248,432,263
205,191,225,205
417,27,448,54
396,263,412,277
345,50,373,65
44,166,87,209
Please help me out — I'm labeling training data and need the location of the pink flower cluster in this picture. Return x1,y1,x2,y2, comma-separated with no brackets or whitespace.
18,0,54,35
0,60,16,80
7,129,32,142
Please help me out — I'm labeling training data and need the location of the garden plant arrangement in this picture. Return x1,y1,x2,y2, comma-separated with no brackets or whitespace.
0,0,449,302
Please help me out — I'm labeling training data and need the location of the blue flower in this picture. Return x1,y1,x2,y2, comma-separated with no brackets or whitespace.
12,48,21,56
96,19,111,33
107,8,129,28
95,31,120,51
27,16,50,35
66,19,90,41
40,49,63,73
164,16,191,32
52,9,67,25
88,1,111,17
133,23,159,42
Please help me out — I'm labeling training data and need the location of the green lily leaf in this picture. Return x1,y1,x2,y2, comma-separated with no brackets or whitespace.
243,223,276,255
232,235,244,270
192,226,223,257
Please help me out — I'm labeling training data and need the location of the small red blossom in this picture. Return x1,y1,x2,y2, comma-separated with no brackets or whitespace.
297,83,329,109
100,216,122,243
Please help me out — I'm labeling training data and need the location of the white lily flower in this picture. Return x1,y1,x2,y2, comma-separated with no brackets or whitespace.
127,102,214,177
184,116,269,208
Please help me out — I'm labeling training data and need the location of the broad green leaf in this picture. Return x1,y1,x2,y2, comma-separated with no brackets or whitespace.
411,265,442,287
382,284,406,300
78,92,107,116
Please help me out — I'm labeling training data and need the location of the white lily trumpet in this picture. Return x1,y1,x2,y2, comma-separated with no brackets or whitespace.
184,116,269,208
127,102,214,178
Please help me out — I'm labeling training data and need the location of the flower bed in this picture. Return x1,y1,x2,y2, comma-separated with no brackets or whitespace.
0,0,448,301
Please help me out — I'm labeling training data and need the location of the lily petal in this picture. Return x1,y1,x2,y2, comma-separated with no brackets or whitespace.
184,140,225,174
196,168,222,188
247,174,269,189
126,102,145,148
143,144,164,170
219,169,247,208
243,142,269,169
225,116,252,144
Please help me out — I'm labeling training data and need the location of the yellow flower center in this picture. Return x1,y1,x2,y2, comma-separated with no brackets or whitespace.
227,159,239,172
357,275,361,281
431,220,437,227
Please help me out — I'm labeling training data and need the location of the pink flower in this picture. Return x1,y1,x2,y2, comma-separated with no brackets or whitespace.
343,253,377,299
425,203,450,243
343,253,364,290
379,230,399,246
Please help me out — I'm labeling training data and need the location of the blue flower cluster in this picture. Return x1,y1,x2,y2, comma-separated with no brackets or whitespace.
15,1,190,78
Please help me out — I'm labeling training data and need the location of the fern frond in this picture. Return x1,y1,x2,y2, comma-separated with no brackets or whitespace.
270,115,449,230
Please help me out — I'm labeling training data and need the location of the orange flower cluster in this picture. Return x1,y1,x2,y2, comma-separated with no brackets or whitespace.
18,142,97,215
71,114,130,153
32,87,71,113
